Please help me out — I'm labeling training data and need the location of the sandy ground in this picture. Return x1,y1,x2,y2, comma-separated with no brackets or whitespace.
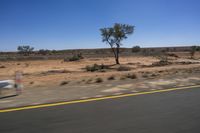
0,52,200,88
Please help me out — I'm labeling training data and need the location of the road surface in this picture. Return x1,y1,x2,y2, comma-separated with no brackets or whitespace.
0,86,200,133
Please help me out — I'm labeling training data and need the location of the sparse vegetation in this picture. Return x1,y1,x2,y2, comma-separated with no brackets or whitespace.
38,49,51,55
120,76,126,80
86,78,93,84
0,47,199,89
64,53,84,62
152,55,171,66
29,81,34,84
150,73,158,77
142,74,149,78
60,81,69,86
107,75,115,80
95,77,103,83
86,64,108,72
100,23,134,64
117,65,131,71
167,53,179,58
126,73,137,79
0,65,6,68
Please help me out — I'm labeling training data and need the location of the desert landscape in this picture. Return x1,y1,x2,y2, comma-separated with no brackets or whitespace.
0,48,200,89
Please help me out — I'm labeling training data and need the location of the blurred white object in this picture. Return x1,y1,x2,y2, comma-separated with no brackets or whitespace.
0,80,14,89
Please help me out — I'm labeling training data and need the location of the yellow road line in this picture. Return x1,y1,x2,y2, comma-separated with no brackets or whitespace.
1,85,200,113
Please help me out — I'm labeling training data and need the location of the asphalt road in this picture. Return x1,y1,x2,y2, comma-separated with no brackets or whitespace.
1,87,200,133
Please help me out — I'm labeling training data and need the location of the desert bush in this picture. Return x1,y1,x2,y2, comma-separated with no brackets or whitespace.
120,76,126,80
132,45,141,53
29,81,34,84
117,65,131,71
150,73,158,77
69,55,80,61
0,65,6,68
107,75,115,80
64,53,84,62
86,78,93,84
60,81,69,86
142,74,149,78
95,77,103,83
126,73,137,79
152,55,171,66
167,53,179,58
86,64,108,72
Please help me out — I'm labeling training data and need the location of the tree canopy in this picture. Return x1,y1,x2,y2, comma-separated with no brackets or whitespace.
100,23,134,64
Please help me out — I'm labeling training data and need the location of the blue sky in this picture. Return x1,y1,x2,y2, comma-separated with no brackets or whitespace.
0,0,200,51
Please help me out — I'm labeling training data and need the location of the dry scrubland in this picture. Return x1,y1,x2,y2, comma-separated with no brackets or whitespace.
0,52,200,89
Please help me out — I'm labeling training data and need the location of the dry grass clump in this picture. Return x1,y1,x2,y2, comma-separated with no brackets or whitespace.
86,78,93,84
0,65,6,68
95,77,103,83
120,76,126,80
107,75,115,80
86,64,108,72
60,81,69,86
29,81,34,85
64,53,84,62
120,73,137,80
152,56,172,66
126,73,137,79
142,74,149,78
117,65,131,71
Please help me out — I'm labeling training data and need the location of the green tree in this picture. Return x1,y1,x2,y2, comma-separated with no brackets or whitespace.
132,45,141,53
190,45,198,59
100,23,134,64
17,45,34,56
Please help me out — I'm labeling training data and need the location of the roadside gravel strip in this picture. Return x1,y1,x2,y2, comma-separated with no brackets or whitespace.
1,85,200,113
0,73,200,110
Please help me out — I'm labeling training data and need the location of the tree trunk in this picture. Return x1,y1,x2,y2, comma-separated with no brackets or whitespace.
115,57,120,64
109,44,120,65
116,45,120,64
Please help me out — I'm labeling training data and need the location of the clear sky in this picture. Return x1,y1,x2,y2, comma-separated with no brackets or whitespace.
0,0,200,51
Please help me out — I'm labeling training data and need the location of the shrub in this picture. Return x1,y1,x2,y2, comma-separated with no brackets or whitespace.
107,75,115,80
120,76,126,80
64,53,84,62
60,81,69,86
69,55,80,61
152,55,171,66
29,81,34,84
95,77,103,83
86,78,93,84
132,45,141,53
151,73,158,77
117,65,131,71
142,74,149,78
126,73,137,79
167,53,179,58
86,64,108,72
0,65,6,68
